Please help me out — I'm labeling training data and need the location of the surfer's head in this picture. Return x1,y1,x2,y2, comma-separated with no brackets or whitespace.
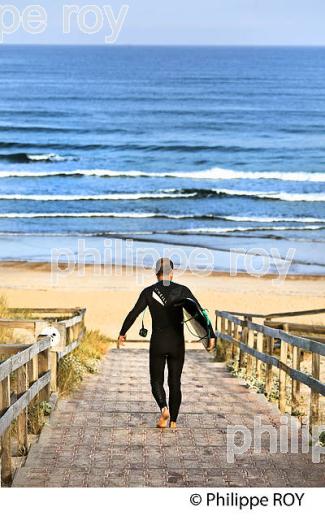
155,257,174,281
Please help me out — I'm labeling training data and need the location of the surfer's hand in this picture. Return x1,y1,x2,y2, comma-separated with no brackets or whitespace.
208,337,216,352
117,335,126,348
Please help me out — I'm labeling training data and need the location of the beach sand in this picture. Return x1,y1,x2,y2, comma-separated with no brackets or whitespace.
0,261,324,340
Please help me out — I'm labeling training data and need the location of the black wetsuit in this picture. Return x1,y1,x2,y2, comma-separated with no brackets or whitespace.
119,280,211,422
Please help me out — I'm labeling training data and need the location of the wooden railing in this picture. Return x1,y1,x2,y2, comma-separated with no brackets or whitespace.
215,310,325,431
0,307,86,485
221,307,325,344
0,337,51,484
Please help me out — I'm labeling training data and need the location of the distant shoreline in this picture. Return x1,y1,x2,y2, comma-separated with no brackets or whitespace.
0,233,324,276
0,260,324,282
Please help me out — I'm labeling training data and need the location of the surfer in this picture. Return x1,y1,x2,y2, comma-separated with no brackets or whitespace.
117,258,215,429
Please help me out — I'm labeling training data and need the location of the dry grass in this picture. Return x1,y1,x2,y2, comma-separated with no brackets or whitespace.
58,329,111,396
0,295,14,344
28,401,53,435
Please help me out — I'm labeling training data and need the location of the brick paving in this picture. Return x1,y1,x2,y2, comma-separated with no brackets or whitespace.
13,346,325,487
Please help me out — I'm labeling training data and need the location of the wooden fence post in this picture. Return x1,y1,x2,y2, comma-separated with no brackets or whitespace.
265,336,274,398
56,322,67,352
224,318,228,356
50,351,58,392
75,322,80,342
16,365,28,455
27,354,41,430
215,313,221,335
256,332,264,380
246,327,255,379
0,376,12,484
279,324,289,413
226,320,233,363
214,313,219,359
233,323,239,366
28,355,38,384
239,321,248,372
291,346,301,415
38,348,50,403
309,352,320,431
218,317,226,361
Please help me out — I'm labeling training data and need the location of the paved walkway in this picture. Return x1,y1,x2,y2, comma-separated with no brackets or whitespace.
14,346,325,487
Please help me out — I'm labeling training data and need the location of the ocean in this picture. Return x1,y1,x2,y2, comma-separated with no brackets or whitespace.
0,45,324,274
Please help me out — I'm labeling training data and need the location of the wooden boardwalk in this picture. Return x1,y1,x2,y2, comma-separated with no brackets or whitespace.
13,346,325,487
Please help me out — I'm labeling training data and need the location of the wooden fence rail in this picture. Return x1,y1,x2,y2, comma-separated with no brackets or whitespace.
219,307,325,344
0,307,86,485
215,310,325,431
222,307,325,319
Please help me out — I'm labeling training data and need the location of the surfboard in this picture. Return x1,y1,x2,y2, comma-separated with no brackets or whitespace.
181,297,215,351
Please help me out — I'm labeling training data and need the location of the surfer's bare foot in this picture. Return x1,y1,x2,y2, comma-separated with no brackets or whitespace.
208,337,216,352
170,421,177,430
156,406,169,428
117,335,126,348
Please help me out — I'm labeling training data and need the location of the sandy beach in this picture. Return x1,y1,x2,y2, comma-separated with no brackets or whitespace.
0,261,324,340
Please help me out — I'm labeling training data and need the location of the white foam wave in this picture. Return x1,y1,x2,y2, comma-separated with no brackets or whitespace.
171,225,324,234
0,166,324,182
0,189,324,201
210,189,325,202
0,192,196,201
0,212,324,224
222,216,325,223
0,212,178,219
27,153,66,162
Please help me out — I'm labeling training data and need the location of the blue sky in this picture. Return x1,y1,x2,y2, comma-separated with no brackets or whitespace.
2,0,325,45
